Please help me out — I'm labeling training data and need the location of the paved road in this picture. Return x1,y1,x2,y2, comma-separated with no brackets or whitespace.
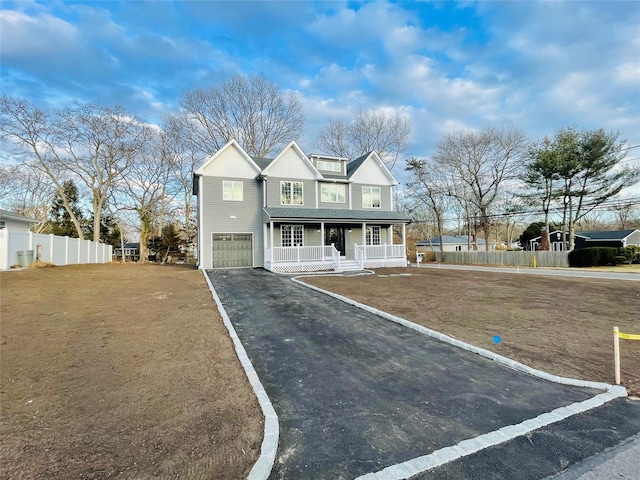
415,263,640,281
208,268,640,479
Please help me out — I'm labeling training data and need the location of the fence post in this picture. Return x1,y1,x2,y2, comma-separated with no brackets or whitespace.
614,326,621,385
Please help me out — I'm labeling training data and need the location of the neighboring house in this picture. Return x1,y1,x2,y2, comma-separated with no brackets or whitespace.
529,230,572,251
0,209,40,231
113,242,140,262
415,235,491,252
530,229,640,251
193,140,410,272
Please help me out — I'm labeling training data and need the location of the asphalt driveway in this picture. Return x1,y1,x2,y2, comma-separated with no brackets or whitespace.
207,269,638,479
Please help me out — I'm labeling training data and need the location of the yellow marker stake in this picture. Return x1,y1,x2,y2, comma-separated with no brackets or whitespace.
614,327,621,385
533,256,537,268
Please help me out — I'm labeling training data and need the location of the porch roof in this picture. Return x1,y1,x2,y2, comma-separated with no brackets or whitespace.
263,207,411,224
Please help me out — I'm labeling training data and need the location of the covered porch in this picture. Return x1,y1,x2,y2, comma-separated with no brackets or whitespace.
262,207,410,273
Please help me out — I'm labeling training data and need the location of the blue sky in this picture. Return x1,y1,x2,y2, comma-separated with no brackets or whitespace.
2,0,639,177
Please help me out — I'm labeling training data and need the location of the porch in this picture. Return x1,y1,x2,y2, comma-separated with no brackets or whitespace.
264,243,407,273
261,207,410,273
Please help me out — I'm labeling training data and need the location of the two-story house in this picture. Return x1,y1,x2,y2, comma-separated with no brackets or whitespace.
193,139,410,272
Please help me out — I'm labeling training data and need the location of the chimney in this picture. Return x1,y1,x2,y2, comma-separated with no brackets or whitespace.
540,226,549,251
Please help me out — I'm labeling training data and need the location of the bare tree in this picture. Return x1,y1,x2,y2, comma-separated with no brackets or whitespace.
0,161,55,232
54,102,150,242
1,96,89,237
612,202,639,230
115,129,176,263
163,119,200,248
1,96,149,242
316,109,411,169
174,74,304,158
406,157,451,256
433,126,529,251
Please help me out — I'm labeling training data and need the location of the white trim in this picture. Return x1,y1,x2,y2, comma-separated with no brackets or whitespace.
262,141,323,179
198,175,204,268
194,139,262,176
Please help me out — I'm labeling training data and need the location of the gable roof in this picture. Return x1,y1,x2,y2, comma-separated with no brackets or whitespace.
347,151,398,185
530,229,639,242
530,230,588,242
260,141,322,179
416,235,486,246
577,229,639,241
194,139,262,176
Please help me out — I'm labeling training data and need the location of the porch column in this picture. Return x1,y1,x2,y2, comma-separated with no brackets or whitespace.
270,221,274,250
362,223,366,259
320,222,325,246
402,223,406,247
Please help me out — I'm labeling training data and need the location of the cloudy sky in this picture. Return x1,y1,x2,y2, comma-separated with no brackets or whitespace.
2,0,639,178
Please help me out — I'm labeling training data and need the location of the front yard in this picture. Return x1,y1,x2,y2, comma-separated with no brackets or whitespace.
0,264,261,480
2,263,638,479
304,267,640,397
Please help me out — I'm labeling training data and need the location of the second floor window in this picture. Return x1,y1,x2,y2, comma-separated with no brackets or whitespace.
362,186,381,208
281,181,303,205
223,181,243,201
321,184,346,203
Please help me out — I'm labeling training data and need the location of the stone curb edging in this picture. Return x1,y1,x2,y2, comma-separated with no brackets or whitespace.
292,276,628,480
202,271,278,480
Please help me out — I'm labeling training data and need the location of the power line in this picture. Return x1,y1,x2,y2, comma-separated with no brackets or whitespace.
409,196,640,224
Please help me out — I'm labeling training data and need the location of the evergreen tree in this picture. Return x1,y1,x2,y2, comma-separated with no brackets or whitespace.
48,181,86,237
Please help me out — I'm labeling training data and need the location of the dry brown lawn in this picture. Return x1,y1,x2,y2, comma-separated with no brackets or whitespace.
304,267,640,397
0,263,261,480
2,263,638,479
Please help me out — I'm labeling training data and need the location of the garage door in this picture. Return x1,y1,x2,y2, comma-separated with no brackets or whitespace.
212,233,253,268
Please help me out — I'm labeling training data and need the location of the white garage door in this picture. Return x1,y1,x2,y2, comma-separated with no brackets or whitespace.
212,233,253,268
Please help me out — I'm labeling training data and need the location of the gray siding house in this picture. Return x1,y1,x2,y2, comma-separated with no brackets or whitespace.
193,140,410,272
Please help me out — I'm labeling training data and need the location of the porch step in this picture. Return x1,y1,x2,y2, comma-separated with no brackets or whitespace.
336,260,363,272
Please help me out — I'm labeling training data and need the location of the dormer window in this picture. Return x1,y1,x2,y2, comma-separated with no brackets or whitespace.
317,160,342,173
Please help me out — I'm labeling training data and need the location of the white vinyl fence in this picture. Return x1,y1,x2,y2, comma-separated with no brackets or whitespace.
435,250,569,268
0,229,113,270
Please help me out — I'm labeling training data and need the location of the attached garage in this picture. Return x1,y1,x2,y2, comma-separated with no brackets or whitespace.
211,233,253,268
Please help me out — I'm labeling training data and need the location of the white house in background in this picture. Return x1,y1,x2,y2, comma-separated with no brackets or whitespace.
193,139,411,272
415,235,493,252
0,209,40,231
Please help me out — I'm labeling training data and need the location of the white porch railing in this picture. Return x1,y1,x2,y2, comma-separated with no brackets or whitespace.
269,245,336,263
355,244,406,260
355,244,364,269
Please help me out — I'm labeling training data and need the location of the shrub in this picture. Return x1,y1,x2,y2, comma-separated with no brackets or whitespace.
599,247,619,266
569,247,623,267
620,246,640,264
569,248,601,267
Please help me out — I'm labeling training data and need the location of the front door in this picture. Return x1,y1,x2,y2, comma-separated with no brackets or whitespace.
325,226,346,256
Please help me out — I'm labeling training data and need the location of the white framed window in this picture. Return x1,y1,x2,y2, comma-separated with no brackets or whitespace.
281,181,303,205
317,160,342,172
282,225,304,247
321,184,346,203
362,186,381,208
366,226,381,245
222,181,243,201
